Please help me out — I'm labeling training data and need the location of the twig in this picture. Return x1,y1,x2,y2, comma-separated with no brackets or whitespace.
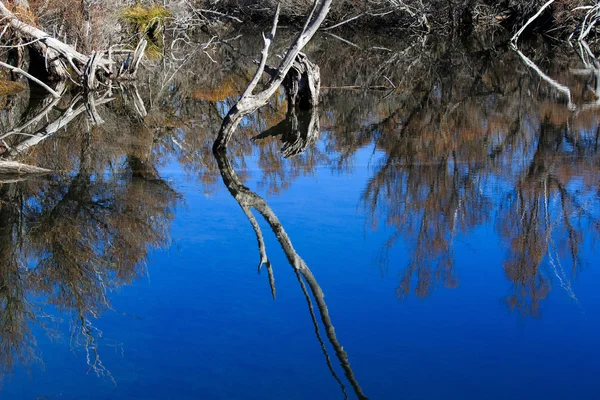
0,60,60,97
322,12,366,31
325,32,360,48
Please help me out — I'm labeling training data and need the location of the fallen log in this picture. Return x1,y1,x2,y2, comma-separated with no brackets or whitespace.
0,160,51,175
0,0,92,77
0,0,146,84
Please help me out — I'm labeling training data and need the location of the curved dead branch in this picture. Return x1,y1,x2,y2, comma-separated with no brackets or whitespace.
213,0,332,151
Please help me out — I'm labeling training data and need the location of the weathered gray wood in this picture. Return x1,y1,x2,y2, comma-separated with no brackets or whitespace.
0,160,50,175
0,1,145,83
0,1,93,72
0,60,60,97
213,0,332,151
283,53,321,110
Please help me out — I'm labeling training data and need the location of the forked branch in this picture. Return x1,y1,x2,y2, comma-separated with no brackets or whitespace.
213,0,332,151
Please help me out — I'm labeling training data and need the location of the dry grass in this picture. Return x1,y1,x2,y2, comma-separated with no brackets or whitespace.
121,4,171,58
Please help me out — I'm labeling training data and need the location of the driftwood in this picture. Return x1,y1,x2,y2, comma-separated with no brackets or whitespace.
0,1,93,76
256,52,321,157
0,1,146,85
213,0,332,151
0,160,50,175
283,52,321,109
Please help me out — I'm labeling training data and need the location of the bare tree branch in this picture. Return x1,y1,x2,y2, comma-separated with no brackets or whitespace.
213,0,332,151
0,60,60,97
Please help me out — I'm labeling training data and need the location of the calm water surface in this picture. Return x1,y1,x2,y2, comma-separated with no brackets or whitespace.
1,34,600,399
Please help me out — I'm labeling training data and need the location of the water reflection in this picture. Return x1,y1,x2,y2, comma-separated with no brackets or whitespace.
0,31,600,395
0,88,179,381
316,37,600,315
214,148,367,400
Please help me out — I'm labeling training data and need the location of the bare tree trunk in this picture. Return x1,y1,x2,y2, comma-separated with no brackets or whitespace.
282,53,321,109
213,0,332,151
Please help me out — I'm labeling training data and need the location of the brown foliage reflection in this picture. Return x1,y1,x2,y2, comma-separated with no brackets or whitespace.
2,29,600,382
312,35,600,313
0,88,179,381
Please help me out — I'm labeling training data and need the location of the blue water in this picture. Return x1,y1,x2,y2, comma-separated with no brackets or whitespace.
2,142,598,399
2,38,600,399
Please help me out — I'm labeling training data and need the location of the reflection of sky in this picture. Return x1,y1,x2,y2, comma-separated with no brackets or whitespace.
4,39,600,398
4,139,600,399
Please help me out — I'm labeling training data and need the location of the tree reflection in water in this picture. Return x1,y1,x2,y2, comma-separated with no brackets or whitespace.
214,148,368,400
1,29,600,389
321,37,600,316
0,90,180,381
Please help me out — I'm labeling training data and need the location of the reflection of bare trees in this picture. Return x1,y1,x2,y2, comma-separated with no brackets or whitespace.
1,30,600,388
0,86,179,383
254,106,320,158
214,149,368,400
0,183,37,380
365,158,491,299
324,36,600,314
175,32,600,317
349,39,498,299
497,117,600,317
